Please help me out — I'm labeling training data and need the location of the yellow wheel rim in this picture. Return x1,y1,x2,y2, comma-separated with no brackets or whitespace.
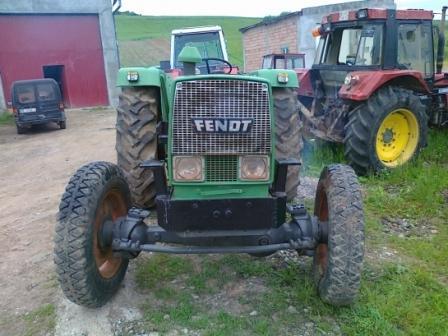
375,108,419,168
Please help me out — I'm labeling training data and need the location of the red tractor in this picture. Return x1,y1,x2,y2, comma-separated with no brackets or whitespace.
296,7,448,174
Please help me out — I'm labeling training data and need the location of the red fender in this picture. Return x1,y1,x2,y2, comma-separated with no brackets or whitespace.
339,70,431,101
295,69,314,97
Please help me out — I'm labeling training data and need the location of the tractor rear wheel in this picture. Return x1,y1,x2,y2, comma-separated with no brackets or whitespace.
54,161,131,307
273,87,303,201
313,164,364,306
116,86,159,208
344,86,427,174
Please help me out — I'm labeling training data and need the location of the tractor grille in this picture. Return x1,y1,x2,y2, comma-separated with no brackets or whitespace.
172,79,271,155
205,155,238,182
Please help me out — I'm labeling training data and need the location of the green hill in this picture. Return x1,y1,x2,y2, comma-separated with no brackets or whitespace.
115,15,260,68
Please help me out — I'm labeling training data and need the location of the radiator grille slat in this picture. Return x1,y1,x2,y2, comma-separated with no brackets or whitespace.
205,155,238,182
172,80,271,155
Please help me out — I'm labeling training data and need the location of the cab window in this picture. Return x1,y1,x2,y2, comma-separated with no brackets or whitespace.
397,23,433,77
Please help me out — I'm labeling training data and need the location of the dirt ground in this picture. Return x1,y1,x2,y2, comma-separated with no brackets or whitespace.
0,109,120,335
0,109,319,336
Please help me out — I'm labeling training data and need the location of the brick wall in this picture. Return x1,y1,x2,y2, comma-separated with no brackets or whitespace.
242,15,298,72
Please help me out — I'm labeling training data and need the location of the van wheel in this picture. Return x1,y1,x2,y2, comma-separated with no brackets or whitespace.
16,124,26,134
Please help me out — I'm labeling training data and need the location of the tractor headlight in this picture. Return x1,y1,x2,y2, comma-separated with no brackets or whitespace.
277,72,289,84
173,156,204,182
239,156,269,181
344,74,359,86
127,71,139,82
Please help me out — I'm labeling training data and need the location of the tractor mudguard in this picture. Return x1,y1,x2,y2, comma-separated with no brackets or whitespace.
250,69,298,88
117,66,164,87
339,70,431,101
295,69,313,97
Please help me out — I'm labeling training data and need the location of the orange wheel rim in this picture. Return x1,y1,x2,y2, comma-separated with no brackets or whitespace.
93,189,127,279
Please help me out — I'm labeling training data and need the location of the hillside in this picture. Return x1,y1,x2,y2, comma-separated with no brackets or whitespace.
115,16,260,68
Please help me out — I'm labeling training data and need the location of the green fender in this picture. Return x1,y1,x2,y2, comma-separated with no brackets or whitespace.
117,67,164,87
249,69,299,88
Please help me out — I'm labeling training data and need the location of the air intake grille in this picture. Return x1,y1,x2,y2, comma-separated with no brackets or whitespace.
172,79,271,155
205,155,238,182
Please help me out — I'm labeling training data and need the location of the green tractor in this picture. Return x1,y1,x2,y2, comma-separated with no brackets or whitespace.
54,46,365,308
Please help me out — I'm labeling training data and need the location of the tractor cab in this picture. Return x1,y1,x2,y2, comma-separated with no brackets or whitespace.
306,8,435,100
262,53,305,70
168,26,230,74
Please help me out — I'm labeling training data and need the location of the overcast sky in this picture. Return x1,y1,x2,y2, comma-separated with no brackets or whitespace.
120,0,446,17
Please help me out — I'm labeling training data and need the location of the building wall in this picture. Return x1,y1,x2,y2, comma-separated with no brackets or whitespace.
0,0,119,109
241,0,396,72
0,15,108,108
242,15,298,72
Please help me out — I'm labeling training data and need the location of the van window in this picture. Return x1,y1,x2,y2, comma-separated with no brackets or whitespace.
16,85,36,104
37,83,56,101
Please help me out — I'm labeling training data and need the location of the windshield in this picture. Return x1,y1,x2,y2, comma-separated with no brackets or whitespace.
262,55,273,69
173,32,224,67
315,24,383,66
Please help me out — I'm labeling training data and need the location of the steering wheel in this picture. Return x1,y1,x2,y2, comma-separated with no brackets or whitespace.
202,58,233,74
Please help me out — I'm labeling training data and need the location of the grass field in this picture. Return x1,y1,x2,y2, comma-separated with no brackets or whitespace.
0,112,13,125
132,130,448,335
115,16,259,67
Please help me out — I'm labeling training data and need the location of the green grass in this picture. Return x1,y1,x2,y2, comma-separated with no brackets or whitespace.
22,304,56,336
115,16,259,67
133,130,448,335
0,112,13,125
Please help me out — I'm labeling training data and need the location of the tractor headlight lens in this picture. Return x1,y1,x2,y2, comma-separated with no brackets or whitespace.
357,9,368,19
277,72,289,84
127,71,139,82
344,74,359,86
173,156,204,182
239,156,269,181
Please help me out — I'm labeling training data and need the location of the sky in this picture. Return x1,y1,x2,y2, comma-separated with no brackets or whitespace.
119,0,446,17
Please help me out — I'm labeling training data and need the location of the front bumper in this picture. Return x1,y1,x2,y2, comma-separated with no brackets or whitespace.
105,158,326,256
156,196,281,231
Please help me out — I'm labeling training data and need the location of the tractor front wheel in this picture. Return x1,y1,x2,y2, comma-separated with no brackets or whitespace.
116,86,159,208
54,161,131,307
344,86,427,174
313,164,364,306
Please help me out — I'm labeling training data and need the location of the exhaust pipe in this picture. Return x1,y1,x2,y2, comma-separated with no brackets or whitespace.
112,0,122,14
436,6,447,74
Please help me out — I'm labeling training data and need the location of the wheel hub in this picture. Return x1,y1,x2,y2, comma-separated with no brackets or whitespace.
93,190,127,279
375,109,420,167
381,128,395,144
